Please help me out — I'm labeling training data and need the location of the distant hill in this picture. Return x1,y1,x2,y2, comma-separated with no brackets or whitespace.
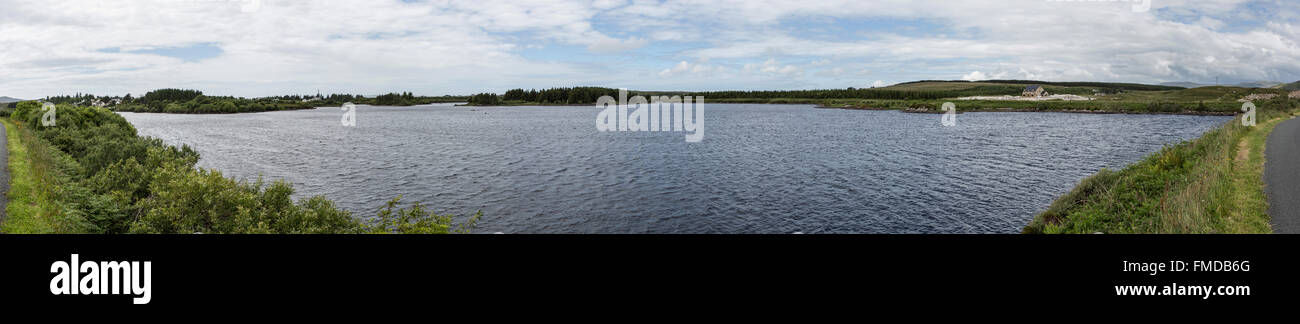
1277,81,1300,91
1160,81,1284,89
1236,81,1283,88
0,96,23,103
892,80,1184,92
1159,82,1210,88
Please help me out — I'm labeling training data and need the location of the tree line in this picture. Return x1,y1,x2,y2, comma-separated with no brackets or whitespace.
470,86,1021,104
678,86,1026,100
36,89,471,114
499,87,640,104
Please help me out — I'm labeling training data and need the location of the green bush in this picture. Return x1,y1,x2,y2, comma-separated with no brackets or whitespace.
468,93,502,105
6,102,477,234
367,196,481,234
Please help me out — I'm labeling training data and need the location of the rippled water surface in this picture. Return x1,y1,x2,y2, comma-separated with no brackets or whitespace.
120,104,1230,233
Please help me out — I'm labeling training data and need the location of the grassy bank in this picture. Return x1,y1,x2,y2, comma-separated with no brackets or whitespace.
1024,98,1300,233
1,102,478,234
0,118,74,233
820,98,1243,115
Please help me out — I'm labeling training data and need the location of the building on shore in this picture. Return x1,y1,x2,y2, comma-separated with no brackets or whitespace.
1022,85,1047,97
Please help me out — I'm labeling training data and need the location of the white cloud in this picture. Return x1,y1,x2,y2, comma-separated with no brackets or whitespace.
659,61,692,77
743,58,801,76
962,71,989,81
657,60,725,77
0,0,652,97
1199,16,1227,30
587,36,648,53
0,0,1296,98
607,0,1298,85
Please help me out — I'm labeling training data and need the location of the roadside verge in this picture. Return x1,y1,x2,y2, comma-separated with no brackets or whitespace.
1025,99,1299,234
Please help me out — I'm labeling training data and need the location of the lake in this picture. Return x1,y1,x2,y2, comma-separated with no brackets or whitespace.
119,104,1230,233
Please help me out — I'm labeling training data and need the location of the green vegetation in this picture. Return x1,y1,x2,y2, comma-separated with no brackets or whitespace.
889,80,1184,92
821,98,1242,114
471,81,1271,115
1099,86,1288,102
42,88,469,114
468,92,503,105
492,87,640,105
480,84,1035,106
809,84,1292,115
0,118,74,233
112,89,318,113
1,102,479,234
268,92,469,107
1024,98,1300,234
678,87,1021,100
1278,81,1300,91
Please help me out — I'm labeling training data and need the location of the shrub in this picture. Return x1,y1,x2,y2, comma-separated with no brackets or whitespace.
5,102,474,234
468,93,502,105
366,196,481,234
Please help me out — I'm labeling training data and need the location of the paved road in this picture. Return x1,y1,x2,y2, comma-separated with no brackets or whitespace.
0,121,7,226
1266,116,1300,234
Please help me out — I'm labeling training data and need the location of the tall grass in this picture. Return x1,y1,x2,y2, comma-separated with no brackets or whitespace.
1,118,88,233
1025,98,1299,233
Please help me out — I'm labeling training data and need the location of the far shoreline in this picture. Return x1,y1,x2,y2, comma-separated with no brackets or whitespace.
818,105,1239,116
459,100,1244,117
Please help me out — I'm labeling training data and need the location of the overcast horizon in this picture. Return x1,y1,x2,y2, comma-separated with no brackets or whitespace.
2,0,1298,99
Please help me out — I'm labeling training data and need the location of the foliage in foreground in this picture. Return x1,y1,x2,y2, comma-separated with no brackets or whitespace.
0,118,79,233
3,101,477,234
1024,98,1300,233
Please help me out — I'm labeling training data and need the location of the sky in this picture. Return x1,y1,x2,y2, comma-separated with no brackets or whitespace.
1,0,1298,99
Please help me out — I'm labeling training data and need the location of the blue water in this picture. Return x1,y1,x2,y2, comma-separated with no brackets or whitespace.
119,104,1230,233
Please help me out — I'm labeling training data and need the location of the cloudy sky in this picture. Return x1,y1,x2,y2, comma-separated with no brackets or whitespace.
1,0,1298,99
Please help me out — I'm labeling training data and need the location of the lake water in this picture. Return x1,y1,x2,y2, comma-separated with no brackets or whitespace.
119,104,1230,233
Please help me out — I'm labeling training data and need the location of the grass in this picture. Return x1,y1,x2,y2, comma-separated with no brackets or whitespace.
1024,98,1300,233
814,84,1283,115
1101,86,1289,102
472,82,1279,116
820,98,1242,114
880,81,1103,96
0,118,70,233
882,80,1183,95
